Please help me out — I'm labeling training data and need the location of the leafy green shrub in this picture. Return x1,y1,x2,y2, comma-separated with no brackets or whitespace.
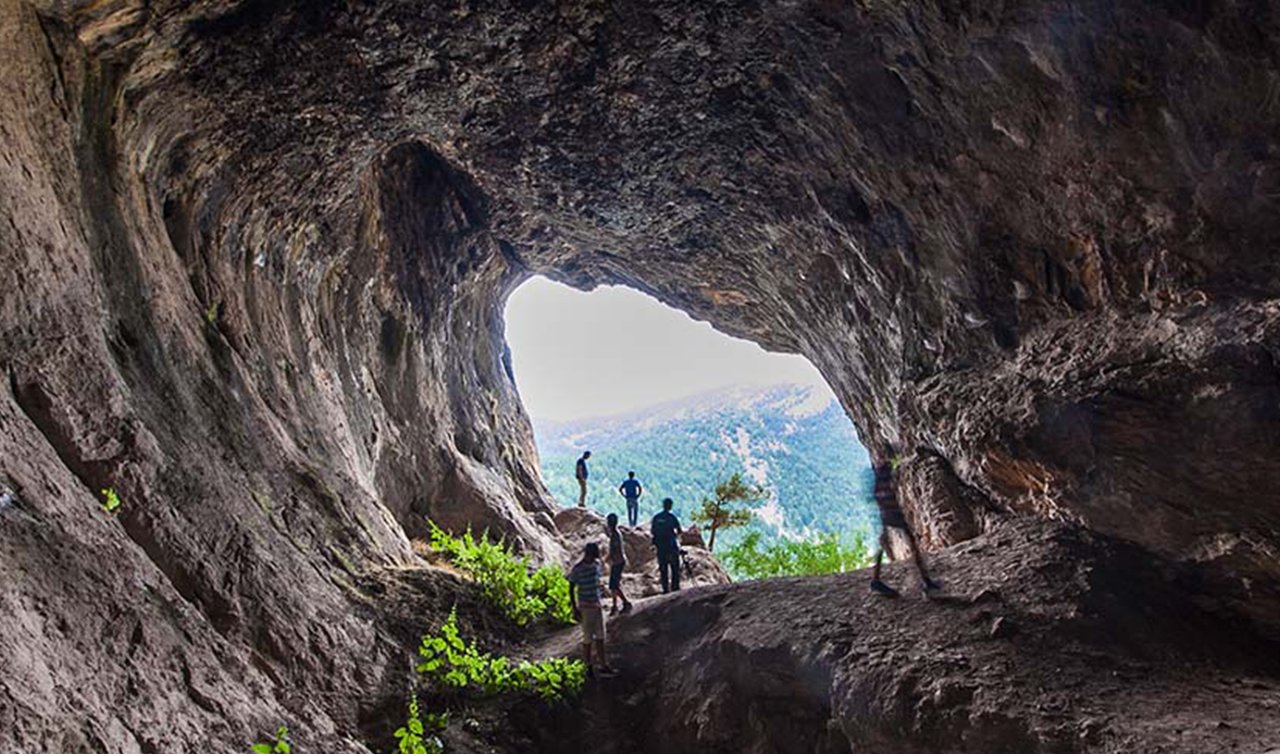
416,608,586,702
517,657,586,702
250,726,290,754
427,521,572,626
393,693,445,754
527,563,575,625
721,530,870,581
100,487,121,514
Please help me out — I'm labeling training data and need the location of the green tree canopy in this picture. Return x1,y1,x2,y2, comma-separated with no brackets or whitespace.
721,530,870,581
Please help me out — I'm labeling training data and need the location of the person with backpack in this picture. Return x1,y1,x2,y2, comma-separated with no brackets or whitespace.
618,471,643,527
650,498,684,593
869,442,941,597
568,542,616,676
605,513,633,615
575,450,592,508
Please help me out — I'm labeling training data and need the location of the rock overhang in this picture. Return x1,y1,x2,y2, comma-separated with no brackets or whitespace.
12,0,1280,598
24,0,1280,568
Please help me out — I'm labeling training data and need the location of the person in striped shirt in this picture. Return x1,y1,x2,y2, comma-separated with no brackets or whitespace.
568,542,616,675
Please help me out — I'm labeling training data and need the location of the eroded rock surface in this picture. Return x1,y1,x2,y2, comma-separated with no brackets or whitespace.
526,519,1280,754
3,0,1280,750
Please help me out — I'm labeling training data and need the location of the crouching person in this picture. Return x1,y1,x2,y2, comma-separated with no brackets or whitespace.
569,542,616,677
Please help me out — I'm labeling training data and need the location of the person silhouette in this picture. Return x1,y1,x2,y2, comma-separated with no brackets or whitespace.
575,450,592,508
618,471,643,527
869,443,941,597
650,498,684,593
606,513,633,614
568,542,615,675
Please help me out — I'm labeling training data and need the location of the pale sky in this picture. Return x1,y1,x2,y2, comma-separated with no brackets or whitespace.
504,277,833,420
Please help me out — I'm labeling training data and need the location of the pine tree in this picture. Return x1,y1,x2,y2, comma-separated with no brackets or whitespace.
693,471,767,551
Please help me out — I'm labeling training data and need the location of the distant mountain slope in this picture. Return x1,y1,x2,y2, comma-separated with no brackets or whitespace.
532,384,875,549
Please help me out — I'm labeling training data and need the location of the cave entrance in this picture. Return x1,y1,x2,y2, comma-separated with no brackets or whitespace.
503,276,876,566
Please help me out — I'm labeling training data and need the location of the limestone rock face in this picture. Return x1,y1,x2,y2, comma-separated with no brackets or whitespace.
3,0,1280,750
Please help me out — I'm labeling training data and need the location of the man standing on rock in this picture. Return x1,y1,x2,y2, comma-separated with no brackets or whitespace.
650,498,684,593
568,542,616,676
606,513,633,615
575,450,592,507
618,471,643,527
869,442,941,597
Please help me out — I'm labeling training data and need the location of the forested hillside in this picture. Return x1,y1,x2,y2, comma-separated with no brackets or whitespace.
532,385,875,549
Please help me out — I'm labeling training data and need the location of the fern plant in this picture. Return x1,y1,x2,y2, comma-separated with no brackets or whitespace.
250,725,290,754
415,608,585,702
426,521,573,626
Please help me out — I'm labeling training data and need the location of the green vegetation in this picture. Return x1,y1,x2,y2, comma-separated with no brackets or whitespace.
100,487,121,514
250,726,291,754
534,386,876,553
720,530,871,581
393,693,446,754
692,471,766,551
416,609,586,702
401,530,582,747
427,521,573,626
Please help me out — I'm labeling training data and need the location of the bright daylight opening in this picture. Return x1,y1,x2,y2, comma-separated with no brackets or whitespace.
505,276,876,578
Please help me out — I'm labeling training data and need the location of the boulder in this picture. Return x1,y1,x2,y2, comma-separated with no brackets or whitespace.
553,507,730,597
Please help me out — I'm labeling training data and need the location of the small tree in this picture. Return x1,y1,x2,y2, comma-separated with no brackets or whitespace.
693,471,766,552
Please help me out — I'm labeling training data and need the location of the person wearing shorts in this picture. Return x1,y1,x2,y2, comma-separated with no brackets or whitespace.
869,442,941,597
568,542,615,675
606,513,632,615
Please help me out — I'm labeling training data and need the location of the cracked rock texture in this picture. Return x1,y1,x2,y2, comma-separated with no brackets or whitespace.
2,0,1280,750
527,519,1280,754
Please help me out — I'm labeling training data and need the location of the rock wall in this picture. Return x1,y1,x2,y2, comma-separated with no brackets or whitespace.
3,0,1280,749
1,1,560,749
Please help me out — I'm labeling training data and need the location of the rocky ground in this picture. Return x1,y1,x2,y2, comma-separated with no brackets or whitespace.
294,515,1280,753
471,518,1280,754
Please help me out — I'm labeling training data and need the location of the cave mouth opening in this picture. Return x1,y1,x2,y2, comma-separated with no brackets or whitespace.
502,275,877,558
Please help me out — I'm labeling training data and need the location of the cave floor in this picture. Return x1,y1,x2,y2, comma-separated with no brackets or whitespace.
451,519,1280,754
